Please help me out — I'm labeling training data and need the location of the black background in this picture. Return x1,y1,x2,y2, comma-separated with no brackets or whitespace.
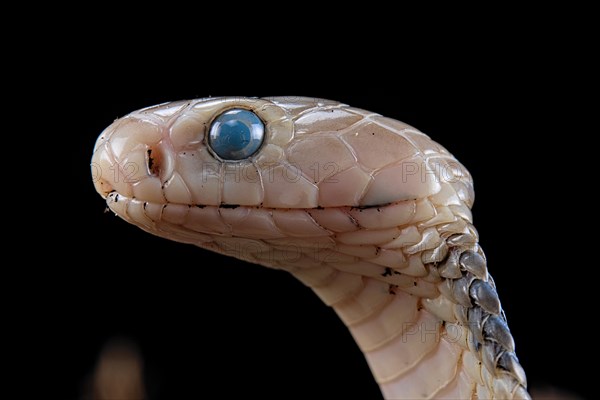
27,73,588,399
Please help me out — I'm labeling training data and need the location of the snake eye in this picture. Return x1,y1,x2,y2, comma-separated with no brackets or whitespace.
208,109,265,160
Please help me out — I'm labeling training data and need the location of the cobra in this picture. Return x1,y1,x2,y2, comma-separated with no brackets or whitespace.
91,97,529,399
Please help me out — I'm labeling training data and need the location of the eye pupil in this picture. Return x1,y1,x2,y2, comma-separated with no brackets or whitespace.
208,109,264,160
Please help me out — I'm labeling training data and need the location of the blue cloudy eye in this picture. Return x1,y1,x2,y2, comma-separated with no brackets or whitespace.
208,109,265,160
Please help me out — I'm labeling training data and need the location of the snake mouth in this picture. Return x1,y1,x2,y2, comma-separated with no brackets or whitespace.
103,190,439,247
106,192,400,219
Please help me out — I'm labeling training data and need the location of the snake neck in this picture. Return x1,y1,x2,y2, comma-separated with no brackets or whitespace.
110,189,530,399
291,216,529,400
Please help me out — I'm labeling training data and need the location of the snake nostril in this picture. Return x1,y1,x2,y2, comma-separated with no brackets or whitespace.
146,146,161,176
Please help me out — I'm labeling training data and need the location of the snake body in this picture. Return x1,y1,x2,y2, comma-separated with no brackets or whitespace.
91,97,529,399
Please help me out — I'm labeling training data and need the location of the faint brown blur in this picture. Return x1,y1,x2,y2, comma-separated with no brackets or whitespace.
530,386,585,400
81,338,146,400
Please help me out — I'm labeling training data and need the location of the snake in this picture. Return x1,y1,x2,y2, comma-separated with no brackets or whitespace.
91,96,529,399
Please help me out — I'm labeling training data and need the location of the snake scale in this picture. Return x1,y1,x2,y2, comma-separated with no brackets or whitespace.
91,97,529,399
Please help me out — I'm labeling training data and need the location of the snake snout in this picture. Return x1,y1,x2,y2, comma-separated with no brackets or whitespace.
91,117,169,202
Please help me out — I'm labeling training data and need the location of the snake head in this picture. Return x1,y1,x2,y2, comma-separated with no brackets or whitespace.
92,97,473,214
